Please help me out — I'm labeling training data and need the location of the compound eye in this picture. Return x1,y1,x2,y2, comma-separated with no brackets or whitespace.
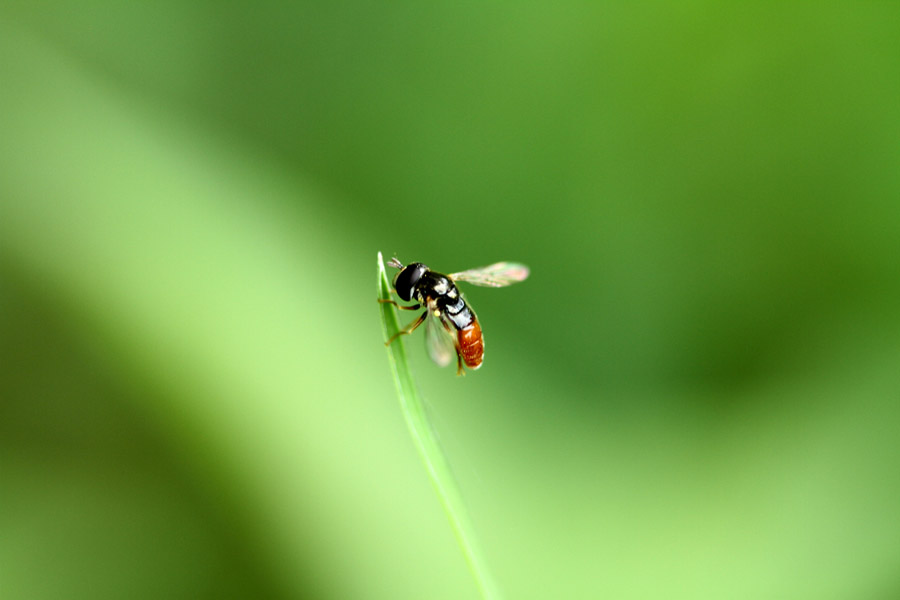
394,263,426,301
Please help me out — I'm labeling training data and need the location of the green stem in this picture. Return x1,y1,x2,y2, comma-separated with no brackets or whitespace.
376,252,503,600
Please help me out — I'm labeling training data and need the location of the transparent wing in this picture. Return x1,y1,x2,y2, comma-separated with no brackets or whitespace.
425,310,456,368
449,262,530,287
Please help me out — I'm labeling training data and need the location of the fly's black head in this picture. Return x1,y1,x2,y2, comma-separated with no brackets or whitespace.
393,262,428,301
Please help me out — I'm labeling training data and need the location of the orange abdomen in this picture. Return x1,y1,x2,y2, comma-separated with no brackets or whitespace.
457,318,484,369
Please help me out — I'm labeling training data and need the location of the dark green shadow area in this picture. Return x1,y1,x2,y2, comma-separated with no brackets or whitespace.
0,261,294,600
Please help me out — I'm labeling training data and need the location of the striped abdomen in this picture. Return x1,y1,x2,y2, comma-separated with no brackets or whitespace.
438,284,484,369
415,271,486,370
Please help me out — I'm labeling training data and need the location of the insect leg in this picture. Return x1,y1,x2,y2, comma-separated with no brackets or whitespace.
455,350,465,377
438,317,466,377
384,311,427,346
378,299,422,311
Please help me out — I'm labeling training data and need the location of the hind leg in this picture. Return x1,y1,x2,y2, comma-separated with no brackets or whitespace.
455,349,465,376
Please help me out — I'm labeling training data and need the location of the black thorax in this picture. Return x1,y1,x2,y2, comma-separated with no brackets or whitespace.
414,271,474,330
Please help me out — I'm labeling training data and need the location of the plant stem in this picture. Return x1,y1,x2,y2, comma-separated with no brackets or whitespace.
376,252,503,600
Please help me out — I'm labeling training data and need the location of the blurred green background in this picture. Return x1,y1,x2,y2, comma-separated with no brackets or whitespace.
2,3,899,599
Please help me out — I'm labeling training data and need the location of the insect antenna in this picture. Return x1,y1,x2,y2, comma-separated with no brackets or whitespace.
387,257,404,269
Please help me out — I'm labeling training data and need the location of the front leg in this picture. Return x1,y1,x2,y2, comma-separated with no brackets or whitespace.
378,298,422,311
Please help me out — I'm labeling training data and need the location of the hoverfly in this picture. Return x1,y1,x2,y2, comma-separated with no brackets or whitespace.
380,258,530,375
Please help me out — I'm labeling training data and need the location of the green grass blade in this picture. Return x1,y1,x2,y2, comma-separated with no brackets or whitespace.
376,252,503,600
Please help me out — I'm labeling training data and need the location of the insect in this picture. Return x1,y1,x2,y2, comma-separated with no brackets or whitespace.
380,258,530,375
